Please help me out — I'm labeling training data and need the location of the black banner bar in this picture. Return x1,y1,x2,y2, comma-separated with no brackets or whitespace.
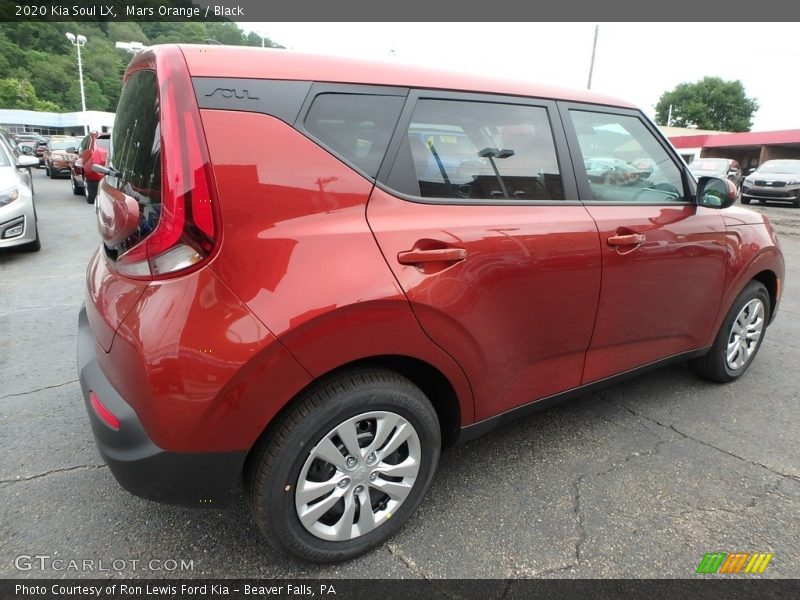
3,579,800,600
1,0,799,22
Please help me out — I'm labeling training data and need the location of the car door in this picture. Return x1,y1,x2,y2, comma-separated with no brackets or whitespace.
367,92,602,421
559,103,729,384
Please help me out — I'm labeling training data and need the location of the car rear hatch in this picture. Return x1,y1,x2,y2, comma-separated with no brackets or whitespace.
87,45,220,351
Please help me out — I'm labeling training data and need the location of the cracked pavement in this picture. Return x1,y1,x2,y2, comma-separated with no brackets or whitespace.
1,170,798,579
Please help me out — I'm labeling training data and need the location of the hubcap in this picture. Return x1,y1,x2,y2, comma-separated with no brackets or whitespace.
726,298,764,370
295,411,421,541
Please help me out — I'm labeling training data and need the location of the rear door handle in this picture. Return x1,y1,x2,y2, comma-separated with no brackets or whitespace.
607,233,646,247
397,247,467,265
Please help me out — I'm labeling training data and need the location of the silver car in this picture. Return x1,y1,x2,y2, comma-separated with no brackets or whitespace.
741,159,800,208
0,137,41,251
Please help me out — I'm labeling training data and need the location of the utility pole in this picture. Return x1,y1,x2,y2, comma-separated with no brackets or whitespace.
586,25,599,90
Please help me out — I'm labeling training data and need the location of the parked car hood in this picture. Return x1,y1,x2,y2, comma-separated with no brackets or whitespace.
750,171,800,182
0,166,21,190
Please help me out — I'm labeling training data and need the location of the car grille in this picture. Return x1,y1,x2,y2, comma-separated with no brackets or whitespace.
754,180,786,187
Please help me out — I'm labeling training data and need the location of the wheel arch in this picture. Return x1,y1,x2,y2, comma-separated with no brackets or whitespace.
243,354,463,487
752,269,779,322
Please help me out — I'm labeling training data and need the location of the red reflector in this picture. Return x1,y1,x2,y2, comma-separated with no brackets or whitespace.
90,391,120,430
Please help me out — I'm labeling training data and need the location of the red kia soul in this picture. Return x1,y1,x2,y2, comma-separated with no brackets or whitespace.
79,45,784,563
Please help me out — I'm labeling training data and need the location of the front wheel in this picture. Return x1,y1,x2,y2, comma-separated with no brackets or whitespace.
741,196,751,205
85,180,99,204
247,370,441,563
690,281,770,383
71,175,83,196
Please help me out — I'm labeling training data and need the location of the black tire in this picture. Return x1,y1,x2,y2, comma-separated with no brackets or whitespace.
85,179,99,204
793,198,800,208
247,369,440,564
21,226,41,252
47,164,56,179
690,281,770,383
71,175,84,196
741,196,751,205
44,164,50,177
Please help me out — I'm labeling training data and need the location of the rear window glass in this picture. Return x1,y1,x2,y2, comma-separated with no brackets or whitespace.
108,70,162,252
109,70,161,206
304,93,405,178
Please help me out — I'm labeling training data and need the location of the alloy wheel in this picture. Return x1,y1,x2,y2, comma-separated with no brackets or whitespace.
726,298,765,370
295,411,421,541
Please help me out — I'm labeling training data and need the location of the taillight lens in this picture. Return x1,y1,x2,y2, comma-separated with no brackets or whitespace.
116,47,219,279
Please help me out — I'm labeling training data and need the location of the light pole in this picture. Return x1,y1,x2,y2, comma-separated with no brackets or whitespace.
115,41,145,53
66,32,88,136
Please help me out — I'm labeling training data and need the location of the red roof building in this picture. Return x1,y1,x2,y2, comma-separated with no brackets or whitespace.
666,128,800,172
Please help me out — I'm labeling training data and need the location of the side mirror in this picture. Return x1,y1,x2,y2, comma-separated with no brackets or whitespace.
697,176,737,209
19,145,34,155
16,155,39,168
748,167,757,175
66,147,77,154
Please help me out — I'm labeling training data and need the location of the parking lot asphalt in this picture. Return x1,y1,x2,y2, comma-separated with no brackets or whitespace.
1,169,798,579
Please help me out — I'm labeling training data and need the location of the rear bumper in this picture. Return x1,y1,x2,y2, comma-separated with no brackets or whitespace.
77,305,246,508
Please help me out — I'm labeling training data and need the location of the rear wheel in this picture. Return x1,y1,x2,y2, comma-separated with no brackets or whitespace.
247,370,440,563
690,281,769,383
85,179,98,204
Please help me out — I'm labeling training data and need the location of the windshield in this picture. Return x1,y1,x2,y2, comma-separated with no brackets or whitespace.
758,160,800,174
691,159,728,171
50,139,78,150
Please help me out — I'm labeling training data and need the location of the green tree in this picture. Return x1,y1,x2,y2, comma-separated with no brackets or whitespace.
655,77,759,132
0,78,59,111
0,22,285,113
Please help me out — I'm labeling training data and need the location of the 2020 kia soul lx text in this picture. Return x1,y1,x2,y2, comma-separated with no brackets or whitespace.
78,45,784,563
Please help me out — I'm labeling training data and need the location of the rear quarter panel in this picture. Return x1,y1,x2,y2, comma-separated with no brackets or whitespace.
199,109,475,425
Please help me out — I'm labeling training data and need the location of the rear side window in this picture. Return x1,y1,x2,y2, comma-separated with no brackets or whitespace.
391,99,564,201
304,93,405,178
108,70,161,252
96,138,110,150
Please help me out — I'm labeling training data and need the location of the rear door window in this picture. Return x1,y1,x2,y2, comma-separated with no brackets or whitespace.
389,99,564,201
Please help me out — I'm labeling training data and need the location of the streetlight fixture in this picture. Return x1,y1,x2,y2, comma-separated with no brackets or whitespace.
115,41,145,53
66,32,88,136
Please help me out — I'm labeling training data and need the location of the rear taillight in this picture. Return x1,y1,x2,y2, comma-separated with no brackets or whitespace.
116,48,219,279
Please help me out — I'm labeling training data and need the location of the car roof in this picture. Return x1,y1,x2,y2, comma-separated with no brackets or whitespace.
169,45,637,110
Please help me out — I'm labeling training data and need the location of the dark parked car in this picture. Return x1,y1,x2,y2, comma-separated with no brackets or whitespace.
690,158,743,190
741,159,800,207
43,137,81,178
13,134,48,166
70,132,110,203
79,44,784,564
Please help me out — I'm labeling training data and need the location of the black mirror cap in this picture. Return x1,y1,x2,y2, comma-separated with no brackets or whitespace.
697,176,737,209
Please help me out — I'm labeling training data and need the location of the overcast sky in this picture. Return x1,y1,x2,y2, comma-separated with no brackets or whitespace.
242,22,799,132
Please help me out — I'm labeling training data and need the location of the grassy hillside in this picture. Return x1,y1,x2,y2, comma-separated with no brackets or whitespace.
0,22,282,112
